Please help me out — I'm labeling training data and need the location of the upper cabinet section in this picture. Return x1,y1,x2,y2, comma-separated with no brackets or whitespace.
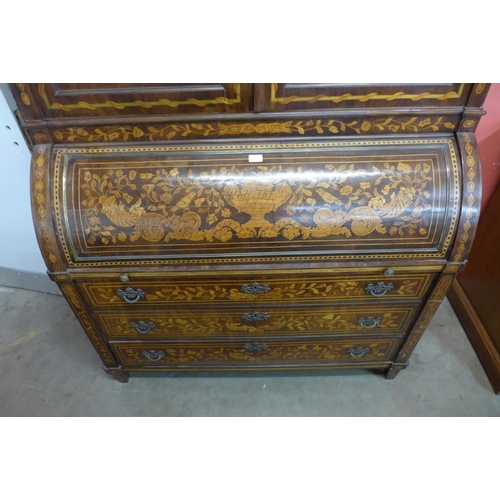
10,83,489,147
255,84,474,111
10,83,253,120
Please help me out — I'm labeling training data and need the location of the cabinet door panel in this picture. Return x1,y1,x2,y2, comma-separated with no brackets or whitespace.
29,83,252,118
256,83,472,111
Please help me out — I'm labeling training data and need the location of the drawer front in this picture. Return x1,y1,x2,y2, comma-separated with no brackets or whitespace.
94,304,418,339
111,337,401,367
54,138,460,266
77,269,437,309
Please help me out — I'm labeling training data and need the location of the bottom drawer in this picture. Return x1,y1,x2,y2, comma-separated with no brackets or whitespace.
111,338,401,367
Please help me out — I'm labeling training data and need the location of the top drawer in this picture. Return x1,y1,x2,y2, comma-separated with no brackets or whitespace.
51,138,460,267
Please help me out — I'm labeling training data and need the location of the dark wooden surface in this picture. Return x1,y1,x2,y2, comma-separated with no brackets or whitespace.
11,83,253,119
255,83,473,111
448,182,500,393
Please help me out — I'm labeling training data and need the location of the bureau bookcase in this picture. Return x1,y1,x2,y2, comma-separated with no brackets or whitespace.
10,83,489,382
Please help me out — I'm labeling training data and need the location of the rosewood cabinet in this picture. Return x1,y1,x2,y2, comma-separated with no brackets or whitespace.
11,82,489,382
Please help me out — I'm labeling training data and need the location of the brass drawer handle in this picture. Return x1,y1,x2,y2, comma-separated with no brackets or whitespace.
365,281,394,297
142,350,165,362
241,282,271,295
242,311,269,322
244,342,269,351
130,321,155,334
117,287,145,304
357,316,382,329
347,346,371,358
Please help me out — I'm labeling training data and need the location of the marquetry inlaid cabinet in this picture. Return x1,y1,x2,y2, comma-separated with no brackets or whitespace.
10,83,489,382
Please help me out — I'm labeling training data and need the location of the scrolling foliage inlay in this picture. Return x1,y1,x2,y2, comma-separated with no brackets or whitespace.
89,277,423,306
76,159,435,248
102,310,406,337
52,117,456,143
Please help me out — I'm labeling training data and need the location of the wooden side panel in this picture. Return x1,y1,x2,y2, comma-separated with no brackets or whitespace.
59,282,117,367
466,83,491,108
449,133,482,265
448,181,500,393
30,144,66,272
458,184,500,352
8,83,43,121
395,273,455,363
448,280,500,394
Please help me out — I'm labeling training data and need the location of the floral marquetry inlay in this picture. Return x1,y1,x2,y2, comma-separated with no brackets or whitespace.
53,140,459,263
99,308,412,338
114,339,399,365
49,117,457,143
71,159,437,251
83,275,429,308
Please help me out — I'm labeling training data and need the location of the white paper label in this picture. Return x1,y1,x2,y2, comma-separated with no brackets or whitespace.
248,154,263,163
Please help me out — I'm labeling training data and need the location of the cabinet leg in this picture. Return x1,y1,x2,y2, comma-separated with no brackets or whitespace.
385,363,408,380
104,368,130,383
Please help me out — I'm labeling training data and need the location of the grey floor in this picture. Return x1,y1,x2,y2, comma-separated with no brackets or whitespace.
1,284,499,417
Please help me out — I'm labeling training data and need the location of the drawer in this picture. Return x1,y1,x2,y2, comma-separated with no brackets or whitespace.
94,303,419,340
76,268,439,309
111,337,401,367
53,138,460,266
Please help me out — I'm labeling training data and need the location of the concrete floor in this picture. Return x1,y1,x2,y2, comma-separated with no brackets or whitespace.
1,284,499,416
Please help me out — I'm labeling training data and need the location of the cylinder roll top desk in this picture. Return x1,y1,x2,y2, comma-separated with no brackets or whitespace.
9,83,489,382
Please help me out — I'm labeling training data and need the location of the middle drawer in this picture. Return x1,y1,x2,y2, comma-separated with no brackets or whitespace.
93,303,419,340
